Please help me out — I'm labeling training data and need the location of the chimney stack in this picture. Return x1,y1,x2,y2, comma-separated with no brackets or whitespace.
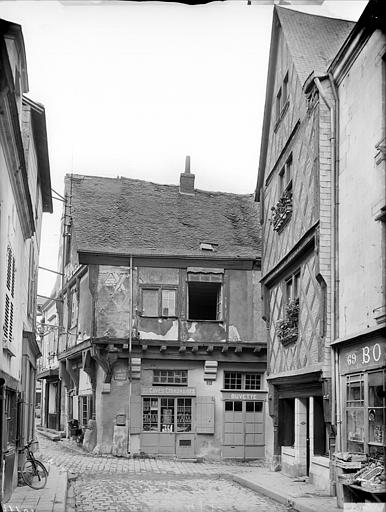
179,155,195,195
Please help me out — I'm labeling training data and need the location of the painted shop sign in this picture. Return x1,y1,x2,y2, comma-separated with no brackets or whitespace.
340,338,386,374
227,393,260,401
141,386,196,396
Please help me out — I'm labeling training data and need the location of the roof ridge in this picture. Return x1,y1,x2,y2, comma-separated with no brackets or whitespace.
65,172,254,198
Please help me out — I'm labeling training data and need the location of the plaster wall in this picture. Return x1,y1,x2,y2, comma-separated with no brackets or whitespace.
338,31,386,337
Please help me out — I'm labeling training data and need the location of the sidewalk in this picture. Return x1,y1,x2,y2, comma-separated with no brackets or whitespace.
3,464,67,512
233,467,342,512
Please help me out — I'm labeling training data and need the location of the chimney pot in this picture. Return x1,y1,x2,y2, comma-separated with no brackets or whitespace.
180,155,195,195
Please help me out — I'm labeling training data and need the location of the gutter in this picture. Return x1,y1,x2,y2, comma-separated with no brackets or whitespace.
313,76,340,453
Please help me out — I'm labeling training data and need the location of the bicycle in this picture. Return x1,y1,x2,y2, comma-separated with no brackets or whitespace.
20,440,48,489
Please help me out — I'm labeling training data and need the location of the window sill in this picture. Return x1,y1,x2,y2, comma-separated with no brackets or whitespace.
187,319,223,323
140,315,178,319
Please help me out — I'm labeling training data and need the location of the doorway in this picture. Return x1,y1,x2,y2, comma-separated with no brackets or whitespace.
222,400,264,459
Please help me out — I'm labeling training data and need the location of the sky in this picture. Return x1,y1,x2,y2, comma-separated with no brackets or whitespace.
0,0,367,296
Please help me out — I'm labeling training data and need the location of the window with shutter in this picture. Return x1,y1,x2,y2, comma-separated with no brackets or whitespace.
3,246,15,343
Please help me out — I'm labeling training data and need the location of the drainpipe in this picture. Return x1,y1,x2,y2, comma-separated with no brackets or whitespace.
127,255,133,454
314,77,340,451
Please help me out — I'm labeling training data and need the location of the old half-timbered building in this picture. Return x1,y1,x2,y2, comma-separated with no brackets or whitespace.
0,18,52,502
329,0,386,464
255,7,353,490
54,163,267,460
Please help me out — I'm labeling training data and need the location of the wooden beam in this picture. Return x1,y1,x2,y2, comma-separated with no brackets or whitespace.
235,346,242,353
160,345,167,352
141,344,148,351
206,345,214,353
179,345,187,353
191,345,199,352
222,345,229,353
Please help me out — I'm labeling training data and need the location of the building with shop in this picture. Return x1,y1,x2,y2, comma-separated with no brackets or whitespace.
0,18,52,502
36,296,63,432
255,7,354,491
52,164,266,459
328,0,385,461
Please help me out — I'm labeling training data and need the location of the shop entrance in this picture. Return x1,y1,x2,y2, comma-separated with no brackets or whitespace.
222,400,264,459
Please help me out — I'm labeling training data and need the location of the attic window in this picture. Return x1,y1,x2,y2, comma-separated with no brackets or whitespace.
200,243,216,252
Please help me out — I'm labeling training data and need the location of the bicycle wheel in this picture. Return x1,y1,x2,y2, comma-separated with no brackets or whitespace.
21,459,48,489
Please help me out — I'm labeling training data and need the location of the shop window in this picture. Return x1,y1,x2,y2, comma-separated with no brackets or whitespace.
346,374,365,452
246,401,263,413
278,398,295,447
143,397,159,431
188,281,222,321
153,370,187,386
368,370,385,447
225,400,242,412
224,372,261,390
176,398,191,432
141,288,176,317
142,397,192,433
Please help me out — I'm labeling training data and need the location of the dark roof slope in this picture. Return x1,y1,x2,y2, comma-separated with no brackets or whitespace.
276,7,355,85
67,174,261,260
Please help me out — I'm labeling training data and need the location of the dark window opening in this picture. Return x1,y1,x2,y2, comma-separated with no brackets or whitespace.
313,396,327,455
188,281,222,321
279,398,295,447
246,401,263,413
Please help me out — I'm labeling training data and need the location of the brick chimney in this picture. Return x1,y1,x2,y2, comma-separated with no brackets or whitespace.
179,155,195,195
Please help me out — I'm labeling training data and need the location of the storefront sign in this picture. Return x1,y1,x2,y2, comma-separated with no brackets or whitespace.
340,338,386,374
141,386,196,396
229,393,259,400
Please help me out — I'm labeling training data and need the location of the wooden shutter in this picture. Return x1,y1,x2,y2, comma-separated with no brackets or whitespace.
3,247,15,342
130,395,142,434
196,396,215,434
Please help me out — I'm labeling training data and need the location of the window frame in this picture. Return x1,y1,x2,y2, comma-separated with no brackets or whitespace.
153,369,188,386
140,285,178,318
223,371,262,391
142,397,192,433
187,279,223,322
285,270,300,303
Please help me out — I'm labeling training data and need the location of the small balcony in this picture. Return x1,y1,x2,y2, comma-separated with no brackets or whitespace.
271,189,293,232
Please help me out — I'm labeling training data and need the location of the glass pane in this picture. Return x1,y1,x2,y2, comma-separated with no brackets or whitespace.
225,401,233,411
346,377,364,406
161,398,174,432
347,408,364,443
143,398,158,431
246,401,254,412
142,289,158,316
176,398,191,432
161,290,176,317
245,374,261,390
369,371,384,407
368,408,385,445
224,372,242,390
234,401,242,412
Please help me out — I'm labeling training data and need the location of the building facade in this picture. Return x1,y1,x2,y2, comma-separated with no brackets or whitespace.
48,166,267,459
255,7,354,491
0,18,52,502
328,0,386,462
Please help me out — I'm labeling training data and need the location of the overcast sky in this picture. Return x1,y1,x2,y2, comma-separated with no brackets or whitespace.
0,0,367,296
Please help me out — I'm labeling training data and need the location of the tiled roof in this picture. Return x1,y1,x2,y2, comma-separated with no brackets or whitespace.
67,174,261,260
276,7,355,85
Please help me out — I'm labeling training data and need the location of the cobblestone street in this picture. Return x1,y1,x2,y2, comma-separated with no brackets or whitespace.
36,434,288,512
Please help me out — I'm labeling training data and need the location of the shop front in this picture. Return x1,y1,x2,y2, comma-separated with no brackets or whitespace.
221,391,266,459
338,334,386,458
140,386,199,458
